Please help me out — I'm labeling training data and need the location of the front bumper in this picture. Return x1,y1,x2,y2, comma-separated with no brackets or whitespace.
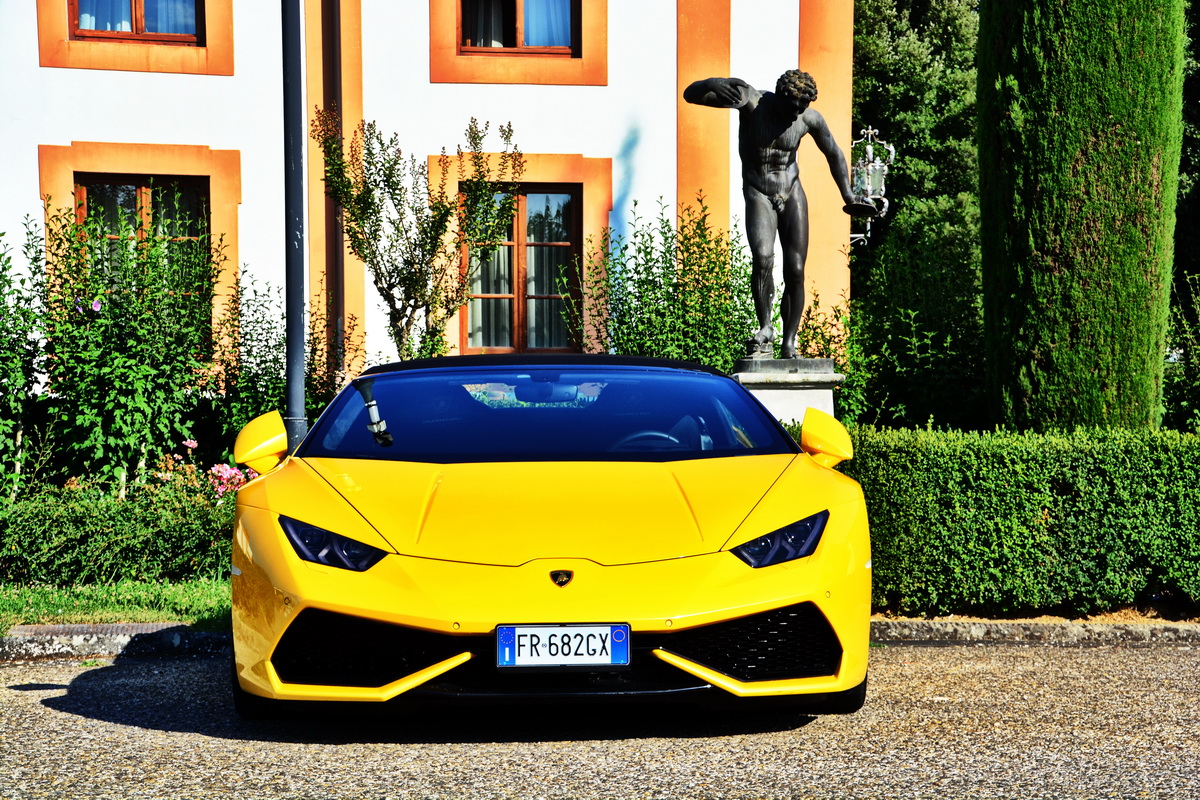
232,502,871,703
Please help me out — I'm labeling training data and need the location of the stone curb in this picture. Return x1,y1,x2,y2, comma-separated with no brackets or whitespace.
0,623,230,661
3,619,1199,662
870,619,1200,646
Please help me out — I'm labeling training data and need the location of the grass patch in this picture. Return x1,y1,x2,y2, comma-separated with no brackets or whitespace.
0,579,231,635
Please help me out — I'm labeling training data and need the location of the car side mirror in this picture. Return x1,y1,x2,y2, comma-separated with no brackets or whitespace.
234,411,290,475
799,407,853,468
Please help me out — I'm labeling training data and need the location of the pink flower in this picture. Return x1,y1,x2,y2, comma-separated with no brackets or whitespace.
183,439,198,450
91,299,102,312
207,462,252,497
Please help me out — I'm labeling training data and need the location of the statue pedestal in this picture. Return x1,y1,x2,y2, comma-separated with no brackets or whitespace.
731,357,844,425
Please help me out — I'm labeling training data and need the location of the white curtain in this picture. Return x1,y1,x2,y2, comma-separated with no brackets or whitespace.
468,0,506,47
525,0,570,47
79,0,132,32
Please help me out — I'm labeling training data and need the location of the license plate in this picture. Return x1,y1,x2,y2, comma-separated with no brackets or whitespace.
496,624,630,668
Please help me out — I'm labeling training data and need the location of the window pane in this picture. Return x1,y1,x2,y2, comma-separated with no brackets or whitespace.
525,193,571,242
464,0,514,47
525,0,571,47
526,246,570,296
151,181,207,238
84,183,139,232
79,0,133,31
468,298,512,348
527,297,567,348
145,0,197,35
470,246,513,295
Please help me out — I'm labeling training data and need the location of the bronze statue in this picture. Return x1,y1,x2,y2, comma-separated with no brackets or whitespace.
684,70,873,359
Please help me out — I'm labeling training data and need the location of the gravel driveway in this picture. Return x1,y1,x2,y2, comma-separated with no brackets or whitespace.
2,643,1197,799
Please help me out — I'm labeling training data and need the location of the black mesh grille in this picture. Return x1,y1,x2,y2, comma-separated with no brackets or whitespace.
658,602,842,681
271,608,470,687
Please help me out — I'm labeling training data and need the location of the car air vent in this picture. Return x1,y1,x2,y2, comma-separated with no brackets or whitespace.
271,608,472,687
658,601,842,681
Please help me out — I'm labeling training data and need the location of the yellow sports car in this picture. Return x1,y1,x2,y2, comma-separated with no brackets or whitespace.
229,355,871,717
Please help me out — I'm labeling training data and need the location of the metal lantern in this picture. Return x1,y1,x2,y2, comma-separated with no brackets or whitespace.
849,126,895,245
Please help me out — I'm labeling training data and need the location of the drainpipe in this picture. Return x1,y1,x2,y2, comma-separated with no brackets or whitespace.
322,0,346,374
282,0,308,449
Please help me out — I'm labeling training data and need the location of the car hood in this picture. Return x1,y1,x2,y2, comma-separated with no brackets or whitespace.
302,455,797,566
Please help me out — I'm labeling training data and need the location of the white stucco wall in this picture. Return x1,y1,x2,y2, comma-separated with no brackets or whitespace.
0,2,291,291
360,0,678,229
0,2,827,365
357,0,684,359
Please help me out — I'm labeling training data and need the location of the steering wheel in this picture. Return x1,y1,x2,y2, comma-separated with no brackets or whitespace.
609,430,683,451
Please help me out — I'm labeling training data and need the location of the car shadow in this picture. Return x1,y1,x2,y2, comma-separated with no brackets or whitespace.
39,653,817,744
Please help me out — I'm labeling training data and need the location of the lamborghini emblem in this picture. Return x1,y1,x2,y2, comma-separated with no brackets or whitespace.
550,570,574,587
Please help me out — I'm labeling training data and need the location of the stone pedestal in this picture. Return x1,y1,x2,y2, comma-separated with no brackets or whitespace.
731,357,844,424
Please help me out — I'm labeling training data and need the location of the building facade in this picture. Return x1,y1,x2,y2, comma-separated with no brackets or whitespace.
1,0,855,362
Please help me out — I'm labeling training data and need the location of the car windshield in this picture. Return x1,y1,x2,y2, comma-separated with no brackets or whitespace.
300,366,797,463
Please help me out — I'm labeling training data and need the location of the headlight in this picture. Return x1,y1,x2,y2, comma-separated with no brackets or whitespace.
731,510,830,568
279,516,388,571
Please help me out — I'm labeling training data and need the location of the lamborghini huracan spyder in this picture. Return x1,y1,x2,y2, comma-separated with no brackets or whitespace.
229,355,871,717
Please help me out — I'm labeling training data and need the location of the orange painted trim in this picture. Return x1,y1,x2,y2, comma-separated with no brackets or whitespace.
429,0,608,85
434,153,613,354
676,0,730,231
799,0,854,305
37,0,234,75
337,0,366,355
38,141,242,320
305,0,367,365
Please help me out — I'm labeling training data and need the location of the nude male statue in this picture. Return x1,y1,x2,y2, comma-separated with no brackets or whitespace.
684,70,869,359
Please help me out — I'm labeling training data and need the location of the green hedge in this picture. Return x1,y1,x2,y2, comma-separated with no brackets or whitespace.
833,426,1200,616
0,480,234,585
7,426,1200,620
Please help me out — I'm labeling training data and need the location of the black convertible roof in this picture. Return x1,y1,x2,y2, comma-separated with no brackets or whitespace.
359,353,727,378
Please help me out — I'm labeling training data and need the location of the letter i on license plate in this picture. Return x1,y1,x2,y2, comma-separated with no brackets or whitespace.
496,624,630,667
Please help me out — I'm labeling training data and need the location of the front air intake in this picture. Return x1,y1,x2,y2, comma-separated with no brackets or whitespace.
271,608,469,687
658,602,842,681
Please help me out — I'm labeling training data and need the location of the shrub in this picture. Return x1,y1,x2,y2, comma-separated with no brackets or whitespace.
0,225,44,499
808,425,1200,617
1164,273,1200,432
794,293,870,424
850,0,985,429
569,199,755,374
0,453,238,585
32,202,221,496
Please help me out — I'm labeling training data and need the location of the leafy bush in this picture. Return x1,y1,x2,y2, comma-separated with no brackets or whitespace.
794,293,870,424
1164,273,1200,432
0,224,44,500
850,0,985,429
569,200,756,374
814,425,1200,617
32,202,221,496
0,453,239,585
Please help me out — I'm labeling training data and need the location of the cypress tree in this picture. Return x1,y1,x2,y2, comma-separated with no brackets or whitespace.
978,1,1186,430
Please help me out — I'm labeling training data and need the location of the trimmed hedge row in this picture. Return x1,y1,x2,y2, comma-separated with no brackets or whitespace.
0,482,234,585
836,426,1200,617
6,426,1199,619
